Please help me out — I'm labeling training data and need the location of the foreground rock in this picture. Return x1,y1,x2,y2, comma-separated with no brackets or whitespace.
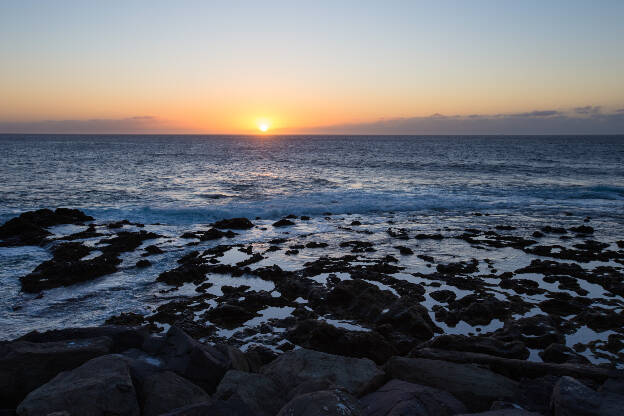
17,355,140,416
550,376,624,416
360,379,467,416
261,348,385,397
385,356,520,411
276,389,361,416
0,335,113,408
214,370,283,416
139,370,210,416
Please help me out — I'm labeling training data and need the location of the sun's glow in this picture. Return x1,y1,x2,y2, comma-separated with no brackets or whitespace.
258,123,269,132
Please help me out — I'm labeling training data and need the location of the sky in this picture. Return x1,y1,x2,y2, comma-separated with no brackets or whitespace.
1,0,623,134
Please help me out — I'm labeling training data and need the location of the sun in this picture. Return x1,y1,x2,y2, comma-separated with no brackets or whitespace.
258,123,270,132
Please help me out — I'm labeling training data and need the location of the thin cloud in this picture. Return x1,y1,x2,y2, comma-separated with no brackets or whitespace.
574,106,602,115
510,110,560,117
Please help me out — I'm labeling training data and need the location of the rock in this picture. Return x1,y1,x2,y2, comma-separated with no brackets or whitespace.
411,347,623,384
0,336,112,408
276,389,361,416
419,335,529,360
273,218,295,227
539,343,590,365
100,230,161,254
20,253,120,292
430,289,456,303
161,397,256,416
212,218,254,229
376,299,438,342
550,376,624,416
143,244,164,255
136,259,151,268
155,326,231,393
0,208,92,246
17,326,149,353
360,379,466,416
140,370,210,416
16,355,140,416
261,349,384,397
286,319,397,364
394,245,414,255
214,370,284,416
385,356,520,411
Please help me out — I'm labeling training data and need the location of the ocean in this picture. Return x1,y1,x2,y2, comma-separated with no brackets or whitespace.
1,134,623,365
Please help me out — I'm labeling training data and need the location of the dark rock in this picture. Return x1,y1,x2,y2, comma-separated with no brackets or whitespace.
136,259,151,268
214,370,283,416
139,370,209,416
436,259,478,275
0,208,92,246
143,244,164,255
212,218,254,230
305,241,328,248
0,336,112,408
276,389,361,416
207,304,257,328
273,218,295,227
16,354,140,416
456,410,542,415
105,312,146,326
300,216,311,220
100,230,161,254
570,225,594,234
160,397,256,416
394,245,414,255
360,379,467,416
419,335,529,360
17,326,149,353
385,356,520,411
261,349,384,397
20,253,121,292
351,220,362,226
539,343,590,365
414,233,443,240
286,319,397,364
155,326,231,393
541,226,567,234
550,376,624,416
430,290,456,303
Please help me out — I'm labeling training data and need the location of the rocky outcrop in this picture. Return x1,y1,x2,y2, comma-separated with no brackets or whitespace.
550,376,624,416
276,389,361,416
0,208,93,246
214,370,283,416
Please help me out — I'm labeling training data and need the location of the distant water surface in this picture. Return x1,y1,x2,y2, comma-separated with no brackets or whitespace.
1,135,623,223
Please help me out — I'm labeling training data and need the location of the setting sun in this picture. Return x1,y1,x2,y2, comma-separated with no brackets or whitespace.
258,123,269,132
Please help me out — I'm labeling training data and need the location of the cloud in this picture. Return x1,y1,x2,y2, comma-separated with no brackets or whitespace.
510,110,560,117
574,105,602,115
292,108,624,135
0,116,186,134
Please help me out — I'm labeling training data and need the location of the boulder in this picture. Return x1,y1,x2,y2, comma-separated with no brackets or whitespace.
140,371,209,416
0,336,112,408
539,343,590,365
154,326,231,393
214,370,284,416
276,389,361,416
261,349,385,397
18,326,150,353
273,218,295,227
286,319,397,364
360,379,466,416
550,376,624,416
455,410,542,415
16,355,140,416
385,357,519,411
0,208,92,246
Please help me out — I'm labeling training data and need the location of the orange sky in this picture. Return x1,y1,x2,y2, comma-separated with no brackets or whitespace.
1,1,623,134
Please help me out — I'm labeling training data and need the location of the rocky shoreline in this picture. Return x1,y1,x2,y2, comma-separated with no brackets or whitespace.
1,208,624,414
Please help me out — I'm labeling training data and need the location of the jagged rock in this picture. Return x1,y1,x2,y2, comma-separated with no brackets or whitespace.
276,389,361,416
0,208,92,246
261,349,384,397
16,355,140,416
550,376,624,416
140,370,209,416
385,357,520,411
286,319,397,364
215,370,284,416
360,379,467,416
0,336,112,408
456,410,542,415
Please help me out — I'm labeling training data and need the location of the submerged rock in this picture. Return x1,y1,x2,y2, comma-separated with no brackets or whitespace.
212,218,254,229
